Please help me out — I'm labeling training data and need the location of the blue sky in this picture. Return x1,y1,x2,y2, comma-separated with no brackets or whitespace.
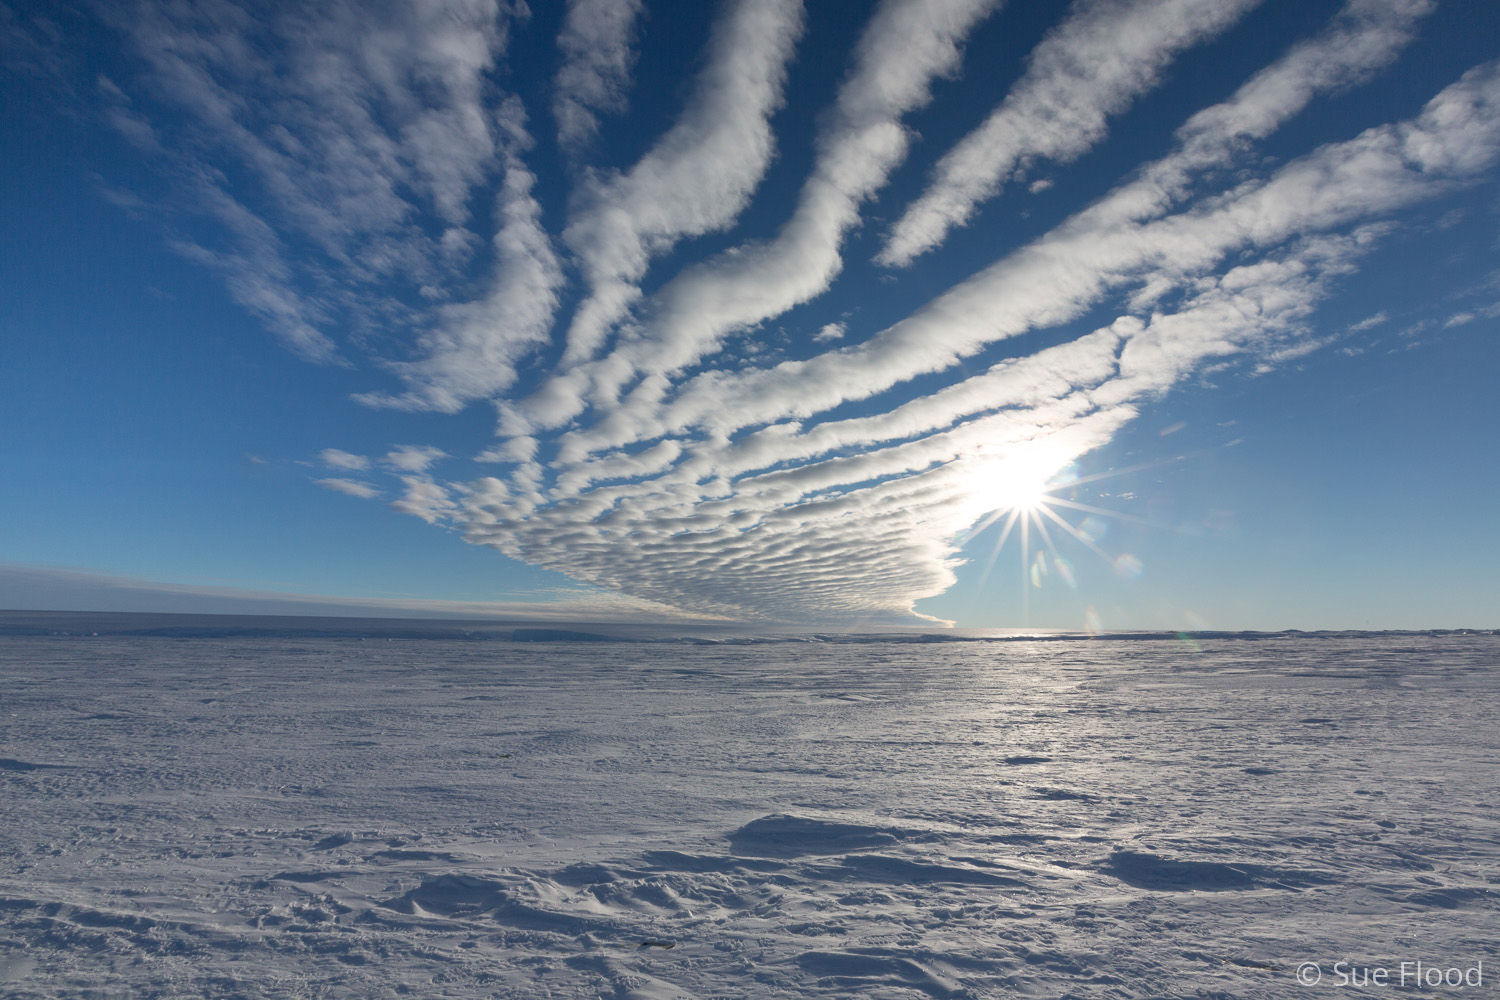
2,0,1498,629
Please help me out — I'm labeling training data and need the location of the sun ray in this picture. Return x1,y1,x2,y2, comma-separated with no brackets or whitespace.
1052,454,1188,490
1046,495,1154,526
1031,507,1062,561
1020,508,1031,620
1037,502,1116,563
975,507,1020,590
957,505,1008,548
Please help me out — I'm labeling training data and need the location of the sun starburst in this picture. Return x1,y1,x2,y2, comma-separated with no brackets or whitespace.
956,451,1175,626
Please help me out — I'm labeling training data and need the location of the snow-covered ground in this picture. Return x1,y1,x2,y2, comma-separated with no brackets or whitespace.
2,628,1496,998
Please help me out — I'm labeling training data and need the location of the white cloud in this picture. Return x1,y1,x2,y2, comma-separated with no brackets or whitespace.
391,476,458,524
422,62,1500,622
318,448,370,471
882,0,1434,266
355,99,566,414
565,52,1495,460
609,0,1003,372
383,445,448,474
76,1,1496,623
511,0,1002,436
1347,311,1389,332
553,0,645,153
1078,0,1435,233
879,0,1261,267
558,0,806,363
100,0,562,387
315,478,382,499
161,184,342,364
442,231,1374,622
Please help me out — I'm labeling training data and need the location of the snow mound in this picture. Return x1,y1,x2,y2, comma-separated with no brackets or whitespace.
1402,886,1495,909
1100,850,1335,892
795,949,963,996
382,874,594,932
728,814,902,857
0,758,71,772
834,854,1023,886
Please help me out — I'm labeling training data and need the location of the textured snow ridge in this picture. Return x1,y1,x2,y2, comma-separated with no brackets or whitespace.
2,634,1497,997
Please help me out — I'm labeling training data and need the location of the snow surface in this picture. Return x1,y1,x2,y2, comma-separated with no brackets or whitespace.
1,627,1497,997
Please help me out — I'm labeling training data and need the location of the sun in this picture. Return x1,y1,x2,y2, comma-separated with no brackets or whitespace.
990,470,1050,513
954,447,1156,625
964,451,1064,517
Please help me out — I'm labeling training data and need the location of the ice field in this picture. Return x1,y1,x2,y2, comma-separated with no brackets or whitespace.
1,619,1497,998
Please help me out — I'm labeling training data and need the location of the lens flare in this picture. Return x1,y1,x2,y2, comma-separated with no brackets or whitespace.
1113,553,1144,580
1054,556,1077,589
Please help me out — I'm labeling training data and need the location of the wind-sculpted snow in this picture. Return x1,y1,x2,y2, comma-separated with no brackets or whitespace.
3,632,1497,997
66,0,1498,622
